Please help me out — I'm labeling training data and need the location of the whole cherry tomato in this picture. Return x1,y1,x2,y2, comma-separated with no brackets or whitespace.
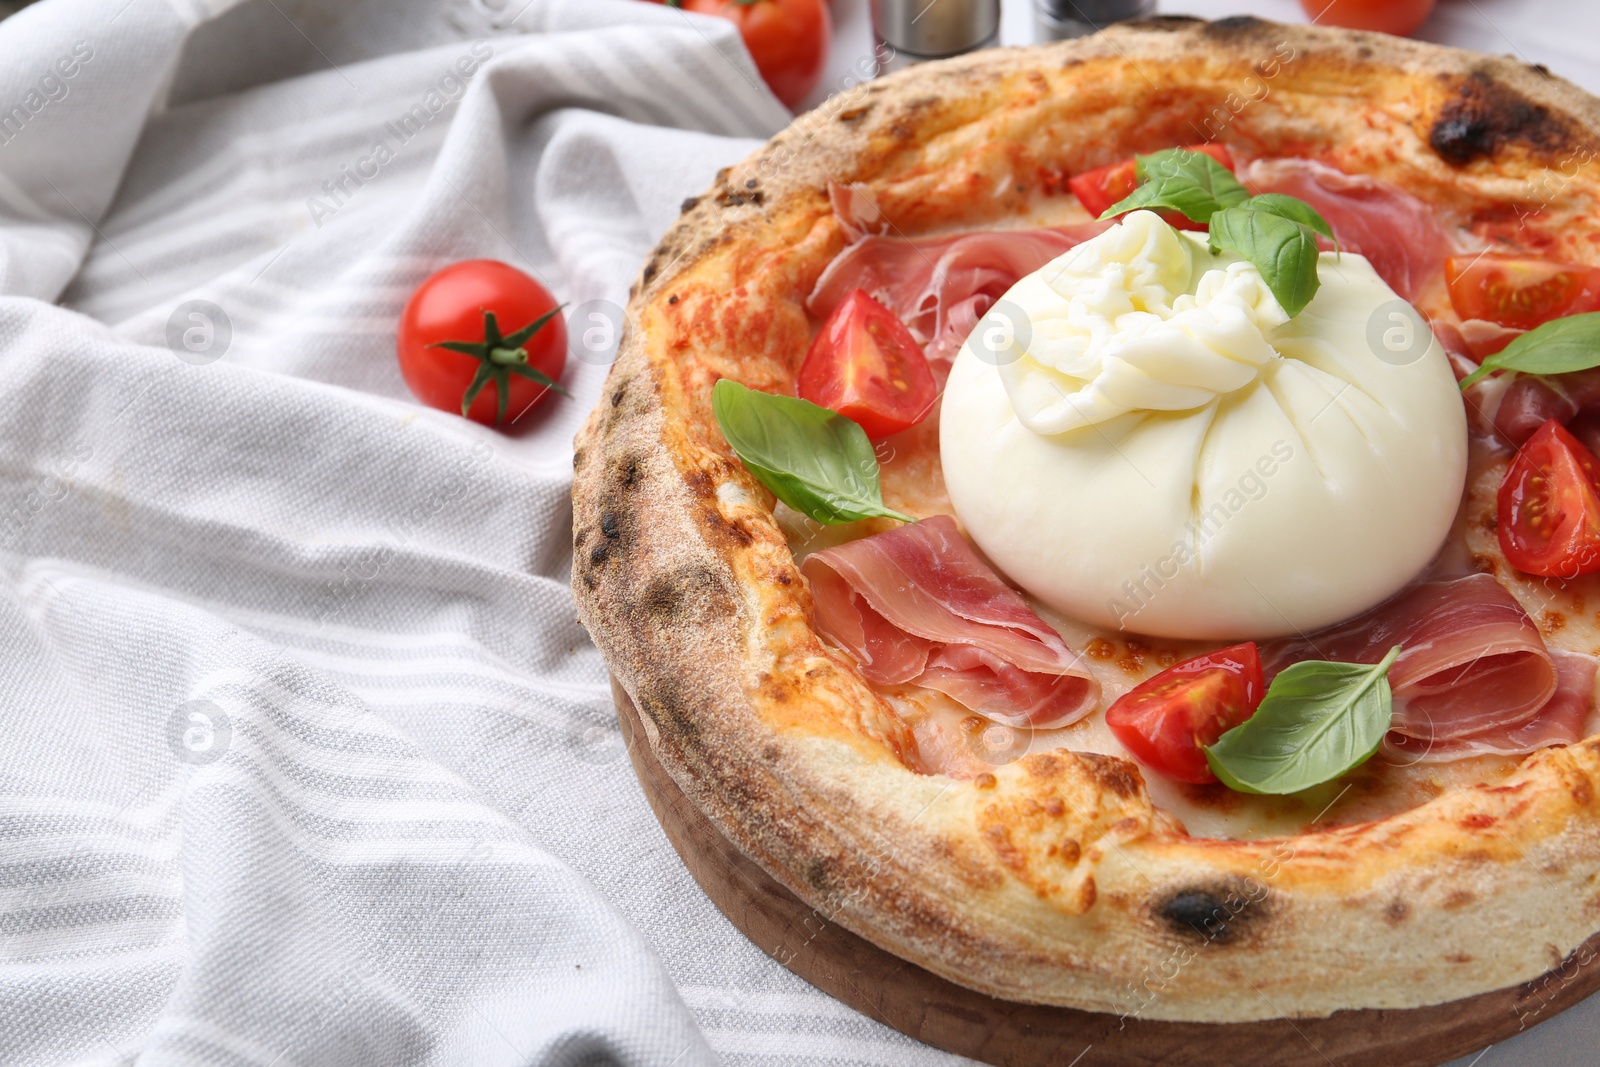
1300,0,1436,37
1105,643,1265,785
680,0,831,110
397,260,568,427
1498,419,1600,579
798,289,937,439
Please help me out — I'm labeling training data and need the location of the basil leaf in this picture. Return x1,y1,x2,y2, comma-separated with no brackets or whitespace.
1458,311,1600,390
1098,148,1250,224
1240,193,1336,247
711,380,914,526
1207,205,1323,317
1204,645,1401,795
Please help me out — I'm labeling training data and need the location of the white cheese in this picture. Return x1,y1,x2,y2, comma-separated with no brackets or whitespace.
940,210,1468,640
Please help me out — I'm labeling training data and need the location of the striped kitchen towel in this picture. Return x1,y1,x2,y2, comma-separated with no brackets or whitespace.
0,0,974,1063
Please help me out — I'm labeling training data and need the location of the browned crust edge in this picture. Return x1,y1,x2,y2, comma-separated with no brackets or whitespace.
573,18,1600,1022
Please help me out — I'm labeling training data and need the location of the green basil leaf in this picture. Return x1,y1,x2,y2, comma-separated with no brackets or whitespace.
711,380,914,526
1240,193,1336,247
1458,311,1600,390
1204,645,1401,795
1207,205,1323,317
1098,148,1250,224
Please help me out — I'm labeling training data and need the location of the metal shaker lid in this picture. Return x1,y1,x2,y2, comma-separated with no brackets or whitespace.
871,0,1001,59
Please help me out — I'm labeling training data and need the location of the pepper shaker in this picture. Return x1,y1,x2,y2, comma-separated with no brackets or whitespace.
871,0,1001,75
1035,0,1157,42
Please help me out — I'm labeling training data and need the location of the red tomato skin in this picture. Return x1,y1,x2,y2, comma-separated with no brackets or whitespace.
1069,144,1234,231
1445,254,1600,332
397,260,567,426
1498,419,1600,579
798,289,937,439
682,0,830,109
1104,642,1264,785
1300,0,1435,36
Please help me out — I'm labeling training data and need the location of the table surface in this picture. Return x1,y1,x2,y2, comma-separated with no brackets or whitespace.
803,3,1600,1065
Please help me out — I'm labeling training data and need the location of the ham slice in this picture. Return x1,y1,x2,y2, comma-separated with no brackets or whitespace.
1385,650,1595,762
1243,158,1457,301
807,223,1109,365
1490,375,1577,445
801,515,1100,728
1261,574,1558,742
1472,366,1600,446
828,181,888,241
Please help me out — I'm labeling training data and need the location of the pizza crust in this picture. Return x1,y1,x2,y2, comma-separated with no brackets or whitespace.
572,17,1600,1021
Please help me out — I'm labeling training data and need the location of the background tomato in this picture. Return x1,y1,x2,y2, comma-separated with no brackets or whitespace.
1300,0,1436,37
680,0,830,110
798,289,936,439
397,260,568,427
1105,643,1264,784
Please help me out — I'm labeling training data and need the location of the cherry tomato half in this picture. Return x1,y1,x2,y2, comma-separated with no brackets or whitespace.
1445,254,1600,332
1105,642,1264,785
1068,143,1235,231
681,0,830,110
1498,418,1600,579
1300,0,1436,37
798,289,937,439
397,260,568,427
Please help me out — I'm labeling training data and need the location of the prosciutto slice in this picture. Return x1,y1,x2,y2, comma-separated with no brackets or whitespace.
1261,574,1558,742
1385,650,1595,762
1243,158,1456,301
801,515,1099,728
1467,364,1600,447
807,223,1108,365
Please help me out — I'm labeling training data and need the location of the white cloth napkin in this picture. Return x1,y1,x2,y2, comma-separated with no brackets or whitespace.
0,0,1596,1064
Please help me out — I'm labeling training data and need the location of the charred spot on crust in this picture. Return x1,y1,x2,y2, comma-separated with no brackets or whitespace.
1204,15,1265,35
889,96,942,141
1430,70,1575,167
610,453,642,492
600,511,621,540
611,385,626,408
702,507,754,547
680,195,700,213
1077,753,1142,799
805,857,835,897
639,677,701,743
641,259,659,286
643,564,736,626
1129,15,1203,31
1156,879,1272,945
1161,890,1231,940
717,189,766,208
1384,900,1410,924
838,105,873,123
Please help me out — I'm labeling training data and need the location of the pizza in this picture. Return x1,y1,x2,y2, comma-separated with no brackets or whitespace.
571,16,1600,1023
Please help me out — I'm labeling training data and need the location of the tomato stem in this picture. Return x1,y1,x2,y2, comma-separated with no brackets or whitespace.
426,306,570,424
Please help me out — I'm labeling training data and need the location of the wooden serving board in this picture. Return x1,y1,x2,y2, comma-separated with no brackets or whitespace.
612,679,1600,1067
